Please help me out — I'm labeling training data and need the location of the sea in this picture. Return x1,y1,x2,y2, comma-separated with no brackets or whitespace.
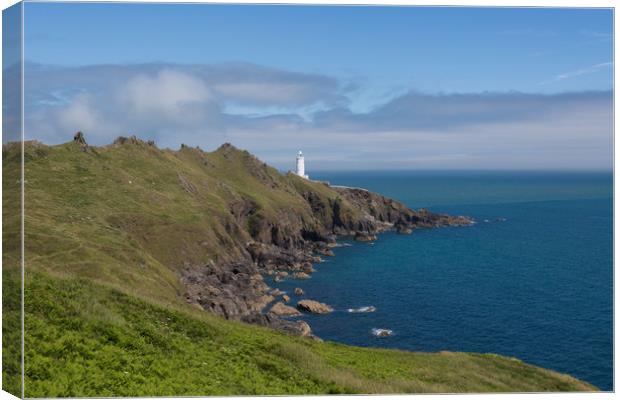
273,171,613,391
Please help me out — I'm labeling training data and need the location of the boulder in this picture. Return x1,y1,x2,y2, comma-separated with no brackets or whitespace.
316,248,335,257
396,226,413,235
294,287,305,296
354,232,377,242
293,272,310,280
297,299,333,314
301,263,315,274
73,131,87,146
270,302,301,316
295,321,312,336
371,328,393,337
270,288,284,296
242,313,311,337
282,294,290,302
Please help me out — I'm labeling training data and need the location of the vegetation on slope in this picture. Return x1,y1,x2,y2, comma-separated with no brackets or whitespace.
2,136,596,396
4,270,595,397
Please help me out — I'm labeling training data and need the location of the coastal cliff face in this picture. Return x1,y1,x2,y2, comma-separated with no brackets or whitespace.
6,135,470,336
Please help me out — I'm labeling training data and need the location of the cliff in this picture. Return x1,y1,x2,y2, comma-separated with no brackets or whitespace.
7,135,470,335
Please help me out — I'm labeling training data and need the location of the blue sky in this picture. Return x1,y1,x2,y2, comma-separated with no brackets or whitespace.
10,3,615,170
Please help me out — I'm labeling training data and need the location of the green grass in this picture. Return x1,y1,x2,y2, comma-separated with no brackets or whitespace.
8,271,594,397
2,138,598,396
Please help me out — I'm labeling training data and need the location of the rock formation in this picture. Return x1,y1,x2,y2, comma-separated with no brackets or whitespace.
297,300,334,314
270,302,301,316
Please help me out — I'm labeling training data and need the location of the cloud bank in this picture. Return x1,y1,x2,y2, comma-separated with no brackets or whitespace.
14,62,613,170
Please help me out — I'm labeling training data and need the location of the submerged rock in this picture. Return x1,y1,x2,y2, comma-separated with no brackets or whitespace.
347,306,376,313
297,299,333,314
371,328,393,337
294,287,305,296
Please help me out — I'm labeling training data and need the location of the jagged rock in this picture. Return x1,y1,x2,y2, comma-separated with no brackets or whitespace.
270,302,301,316
301,263,315,274
293,272,310,280
297,299,333,314
316,248,335,257
354,232,377,242
113,135,143,145
241,313,312,337
181,261,273,320
372,328,393,337
294,288,305,296
270,288,284,296
396,226,413,234
295,321,312,336
73,131,87,145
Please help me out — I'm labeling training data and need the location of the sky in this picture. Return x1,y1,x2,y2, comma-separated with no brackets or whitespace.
5,3,614,170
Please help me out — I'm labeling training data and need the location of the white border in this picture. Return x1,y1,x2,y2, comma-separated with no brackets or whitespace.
0,1,616,400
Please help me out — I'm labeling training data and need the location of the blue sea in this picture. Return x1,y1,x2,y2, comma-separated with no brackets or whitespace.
274,171,613,391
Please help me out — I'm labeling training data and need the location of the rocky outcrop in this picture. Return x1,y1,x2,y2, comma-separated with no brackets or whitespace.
155,143,471,337
178,171,472,336
316,247,335,257
181,261,273,319
297,300,333,314
355,232,377,242
241,313,313,337
396,225,413,235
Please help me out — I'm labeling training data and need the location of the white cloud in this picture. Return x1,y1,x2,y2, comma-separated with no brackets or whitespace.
20,62,613,170
121,69,212,118
214,82,319,106
55,94,101,132
541,62,613,85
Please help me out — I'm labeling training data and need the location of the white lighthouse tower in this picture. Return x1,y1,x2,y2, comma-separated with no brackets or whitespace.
296,150,309,179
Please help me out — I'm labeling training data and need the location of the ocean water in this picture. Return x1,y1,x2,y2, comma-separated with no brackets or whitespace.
274,171,613,391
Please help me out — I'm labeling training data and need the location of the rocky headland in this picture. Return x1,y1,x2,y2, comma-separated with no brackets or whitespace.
166,141,472,337
16,134,473,339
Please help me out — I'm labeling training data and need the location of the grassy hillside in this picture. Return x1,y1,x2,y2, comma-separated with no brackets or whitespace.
4,271,594,397
2,136,596,396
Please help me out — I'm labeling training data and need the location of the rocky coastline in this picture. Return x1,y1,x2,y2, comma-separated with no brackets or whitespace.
53,134,474,339
181,175,473,338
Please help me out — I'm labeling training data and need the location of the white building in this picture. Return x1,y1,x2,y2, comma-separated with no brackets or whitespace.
295,150,309,179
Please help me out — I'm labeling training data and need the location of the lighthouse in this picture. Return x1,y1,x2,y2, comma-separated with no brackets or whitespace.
296,150,309,179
